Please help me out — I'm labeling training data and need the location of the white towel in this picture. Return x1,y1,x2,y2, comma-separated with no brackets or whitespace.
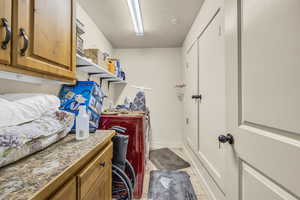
0,94,60,128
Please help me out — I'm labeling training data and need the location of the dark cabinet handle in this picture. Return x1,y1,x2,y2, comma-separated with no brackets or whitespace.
1,18,12,50
20,28,29,56
99,162,106,167
192,95,202,100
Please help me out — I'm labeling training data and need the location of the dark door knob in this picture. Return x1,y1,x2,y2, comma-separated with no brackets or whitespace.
218,134,234,144
192,94,202,100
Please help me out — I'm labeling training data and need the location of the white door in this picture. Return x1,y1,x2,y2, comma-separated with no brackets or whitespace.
225,0,300,199
198,9,227,196
185,43,199,151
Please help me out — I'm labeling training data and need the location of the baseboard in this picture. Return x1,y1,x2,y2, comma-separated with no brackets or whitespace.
183,141,225,200
150,142,183,149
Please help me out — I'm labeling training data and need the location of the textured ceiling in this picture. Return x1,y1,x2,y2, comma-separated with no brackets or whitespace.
78,0,204,48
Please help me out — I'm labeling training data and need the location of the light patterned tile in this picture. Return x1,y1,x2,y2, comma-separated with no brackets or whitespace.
197,194,209,200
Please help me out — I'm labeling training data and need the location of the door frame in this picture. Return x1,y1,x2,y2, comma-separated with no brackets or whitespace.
224,0,241,199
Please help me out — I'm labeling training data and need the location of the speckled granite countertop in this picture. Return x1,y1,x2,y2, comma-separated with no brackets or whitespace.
0,130,114,200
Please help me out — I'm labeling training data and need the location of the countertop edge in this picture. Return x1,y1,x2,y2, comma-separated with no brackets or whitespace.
31,131,115,200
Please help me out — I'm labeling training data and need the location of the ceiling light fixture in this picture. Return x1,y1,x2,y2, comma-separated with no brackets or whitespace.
126,0,144,36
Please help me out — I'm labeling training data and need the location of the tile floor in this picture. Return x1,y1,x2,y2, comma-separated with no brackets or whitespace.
136,148,208,200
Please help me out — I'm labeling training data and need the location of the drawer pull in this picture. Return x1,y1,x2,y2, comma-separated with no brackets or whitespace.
20,28,29,56
99,162,106,167
1,18,11,50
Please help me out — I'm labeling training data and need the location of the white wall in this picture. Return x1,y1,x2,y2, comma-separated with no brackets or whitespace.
114,48,183,148
76,4,117,108
76,4,113,54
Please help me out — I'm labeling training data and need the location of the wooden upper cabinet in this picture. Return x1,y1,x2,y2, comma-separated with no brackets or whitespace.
0,0,12,65
12,0,76,80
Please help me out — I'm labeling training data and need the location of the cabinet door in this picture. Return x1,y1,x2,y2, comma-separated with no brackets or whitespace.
82,165,112,200
78,143,113,200
198,10,226,197
0,0,12,65
50,178,77,200
226,0,300,199
12,0,76,80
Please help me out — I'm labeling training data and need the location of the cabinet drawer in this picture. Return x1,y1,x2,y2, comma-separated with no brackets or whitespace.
78,142,113,199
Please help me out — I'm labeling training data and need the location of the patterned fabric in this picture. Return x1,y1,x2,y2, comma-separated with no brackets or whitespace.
130,91,146,111
0,111,74,168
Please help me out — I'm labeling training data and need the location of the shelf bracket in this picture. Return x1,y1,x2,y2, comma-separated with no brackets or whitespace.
87,72,105,81
108,80,121,89
99,77,112,86
77,64,92,68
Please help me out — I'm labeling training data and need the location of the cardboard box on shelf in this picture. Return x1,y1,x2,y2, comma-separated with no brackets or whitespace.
83,49,107,68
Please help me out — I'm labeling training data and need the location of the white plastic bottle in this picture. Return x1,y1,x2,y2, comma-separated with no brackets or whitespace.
76,105,89,140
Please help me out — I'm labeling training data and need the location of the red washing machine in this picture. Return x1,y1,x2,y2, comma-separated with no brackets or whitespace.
100,114,145,199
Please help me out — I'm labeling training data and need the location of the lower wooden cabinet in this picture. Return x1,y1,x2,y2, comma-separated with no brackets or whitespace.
50,178,77,200
46,141,113,200
81,166,112,200
78,143,113,200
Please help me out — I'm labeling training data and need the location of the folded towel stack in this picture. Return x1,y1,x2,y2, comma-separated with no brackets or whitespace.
0,93,75,168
